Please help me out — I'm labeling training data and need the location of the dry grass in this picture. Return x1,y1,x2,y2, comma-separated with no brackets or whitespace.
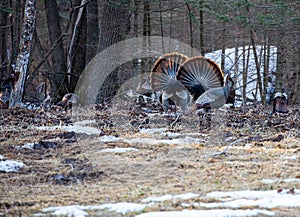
0,104,299,216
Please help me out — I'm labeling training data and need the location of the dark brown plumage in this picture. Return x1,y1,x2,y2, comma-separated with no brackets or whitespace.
0,78,14,109
273,91,288,113
57,93,78,112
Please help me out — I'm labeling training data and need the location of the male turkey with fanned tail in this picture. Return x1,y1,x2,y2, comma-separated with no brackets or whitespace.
177,56,225,101
150,52,192,112
150,53,235,114
176,55,235,113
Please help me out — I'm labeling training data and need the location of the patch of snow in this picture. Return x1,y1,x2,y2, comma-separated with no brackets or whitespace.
0,155,5,160
261,178,300,184
41,202,149,216
135,209,275,217
123,137,159,145
174,193,199,200
141,193,199,203
22,142,35,150
282,178,300,183
19,102,41,110
99,135,121,142
260,179,277,184
161,132,183,138
0,160,26,172
140,128,168,134
73,120,96,126
42,205,88,217
124,137,204,146
36,120,100,135
244,143,254,149
200,189,300,209
280,155,297,160
96,202,148,214
141,194,173,203
99,147,139,153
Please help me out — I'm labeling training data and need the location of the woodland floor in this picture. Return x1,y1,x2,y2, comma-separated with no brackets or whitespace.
0,101,299,216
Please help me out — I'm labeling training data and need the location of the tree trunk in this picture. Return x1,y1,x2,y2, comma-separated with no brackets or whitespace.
97,0,131,103
0,0,9,82
186,2,194,50
220,24,226,72
199,0,204,56
159,0,164,53
250,30,264,104
44,0,67,101
10,0,22,75
140,0,150,76
263,35,269,103
10,0,36,107
86,0,99,64
67,0,88,91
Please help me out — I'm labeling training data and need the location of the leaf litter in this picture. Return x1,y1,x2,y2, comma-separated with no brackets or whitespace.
0,103,299,216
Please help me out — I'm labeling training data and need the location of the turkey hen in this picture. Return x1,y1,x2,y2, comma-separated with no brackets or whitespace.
150,52,192,112
57,93,78,112
0,78,14,109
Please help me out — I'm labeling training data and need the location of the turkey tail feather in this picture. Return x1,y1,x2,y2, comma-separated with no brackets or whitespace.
150,53,188,91
177,56,224,96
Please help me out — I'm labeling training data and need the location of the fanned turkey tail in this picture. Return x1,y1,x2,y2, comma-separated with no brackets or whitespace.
177,56,224,101
150,53,192,112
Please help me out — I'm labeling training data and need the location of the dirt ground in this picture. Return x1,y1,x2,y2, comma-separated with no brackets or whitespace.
0,102,299,216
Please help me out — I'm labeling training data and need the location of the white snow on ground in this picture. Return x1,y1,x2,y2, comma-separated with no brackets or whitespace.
195,189,300,209
141,193,199,203
41,202,150,217
0,160,26,172
0,155,5,160
139,128,168,134
124,136,204,146
73,120,96,126
99,135,121,142
93,202,149,214
99,147,139,153
279,155,297,160
135,209,275,217
22,142,35,150
35,120,100,135
42,205,88,217
40,189,300,216
261,178,300,184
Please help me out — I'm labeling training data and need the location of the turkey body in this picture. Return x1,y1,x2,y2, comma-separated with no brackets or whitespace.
150,53,192,112
150,53,235,114
191,74,234,112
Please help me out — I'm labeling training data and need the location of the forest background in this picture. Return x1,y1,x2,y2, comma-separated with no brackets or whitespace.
0,0,299,105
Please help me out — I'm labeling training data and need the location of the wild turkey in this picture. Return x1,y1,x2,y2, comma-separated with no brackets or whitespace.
57,93,78,112
0,87,11,109
177,56,225,101
136,78,153,104
272,90,288,113
188,74,234,113
0,78,14,109
150,52,192,112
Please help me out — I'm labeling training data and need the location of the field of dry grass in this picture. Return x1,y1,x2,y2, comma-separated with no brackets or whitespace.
0,103,299,216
